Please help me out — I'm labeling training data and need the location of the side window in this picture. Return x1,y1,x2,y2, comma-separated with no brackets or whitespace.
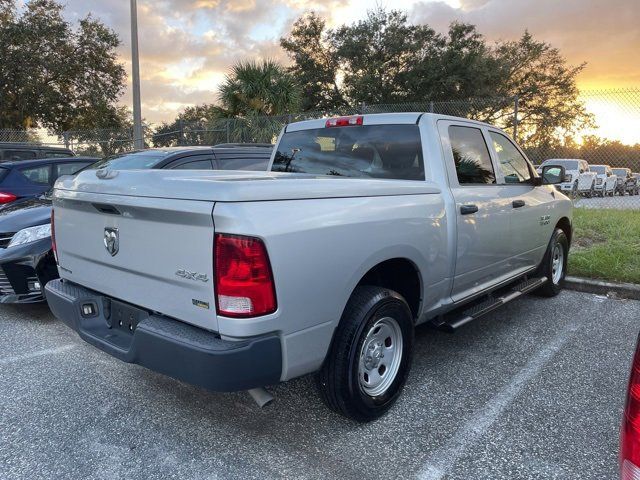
4,150,37,161
489,132,532,184
45,152,74,158
54,162,91,179
170,158,213,170
20,165,51,184
448,126,496,185
214,154,271,171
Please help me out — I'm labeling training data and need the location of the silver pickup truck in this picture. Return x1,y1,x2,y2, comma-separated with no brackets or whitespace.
45,113,571,422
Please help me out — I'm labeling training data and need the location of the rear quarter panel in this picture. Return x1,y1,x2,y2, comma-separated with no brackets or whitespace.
213,193,448,380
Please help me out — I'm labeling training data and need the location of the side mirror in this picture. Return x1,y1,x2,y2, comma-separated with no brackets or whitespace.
541,165,565,185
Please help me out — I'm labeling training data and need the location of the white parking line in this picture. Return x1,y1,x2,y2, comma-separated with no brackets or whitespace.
0,344,76,366
418,324,577,480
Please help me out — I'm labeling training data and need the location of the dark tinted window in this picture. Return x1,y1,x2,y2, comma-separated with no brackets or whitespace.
20,165,50,184
54,162,91,178
449,126,495,185
88,151,168,170
542,159,579,170
591,165,606,174
3,149,37,161
44,151,74,158
272,125,424,180
171,159,212,170
214,156,269,172
489,131,531,184
613,169,628,177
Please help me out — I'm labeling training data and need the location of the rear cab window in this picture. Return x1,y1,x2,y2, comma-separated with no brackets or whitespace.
271,124,425,180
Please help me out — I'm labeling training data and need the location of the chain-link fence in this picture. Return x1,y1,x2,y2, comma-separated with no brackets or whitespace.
1,88,638,208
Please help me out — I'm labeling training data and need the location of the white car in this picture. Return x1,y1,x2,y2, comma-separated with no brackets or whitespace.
590,165,617,197
539,159,596,196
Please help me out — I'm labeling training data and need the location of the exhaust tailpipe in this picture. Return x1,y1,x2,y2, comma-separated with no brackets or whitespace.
247,388,274,408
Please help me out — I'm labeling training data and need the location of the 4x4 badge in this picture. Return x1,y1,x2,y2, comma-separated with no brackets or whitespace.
176,269,209,282
104,227,119,256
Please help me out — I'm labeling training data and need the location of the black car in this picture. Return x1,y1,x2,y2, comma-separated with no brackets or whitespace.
0,145,272,303
0,142,75,161
0,156,97,205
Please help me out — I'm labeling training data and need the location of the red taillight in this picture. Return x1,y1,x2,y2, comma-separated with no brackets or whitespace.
0,192,17,204
325,115,363,128
214,233,276,318
621,336,640,478
51,209,57,263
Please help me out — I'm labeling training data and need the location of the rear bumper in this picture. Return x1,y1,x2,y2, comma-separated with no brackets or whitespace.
45,279,282,391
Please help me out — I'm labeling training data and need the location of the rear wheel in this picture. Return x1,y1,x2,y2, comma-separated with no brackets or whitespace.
317,286,414,422
535,228,569,297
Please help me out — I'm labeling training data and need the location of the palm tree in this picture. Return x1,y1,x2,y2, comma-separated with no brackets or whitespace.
214,60,302,143
218,59,302,117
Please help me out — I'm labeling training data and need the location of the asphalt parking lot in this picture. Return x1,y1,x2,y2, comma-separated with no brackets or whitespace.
1,290,637,480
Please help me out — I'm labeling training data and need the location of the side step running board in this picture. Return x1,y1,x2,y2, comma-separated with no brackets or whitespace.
434,276,547,333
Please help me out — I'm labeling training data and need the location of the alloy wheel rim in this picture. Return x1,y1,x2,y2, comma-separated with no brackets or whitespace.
358,317,403,397
551,243,564,284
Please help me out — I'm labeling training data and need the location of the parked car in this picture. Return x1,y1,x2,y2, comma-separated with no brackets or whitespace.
88,145,272,172
591,164,617,197
539,158,595,196
0,146,272,304
621,334,640,479
45,113,571,422
612,168,637,196
0,156,97,205
0,142,75,161
633,174,640,195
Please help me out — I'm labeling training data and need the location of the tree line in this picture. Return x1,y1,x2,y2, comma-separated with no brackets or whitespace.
1,0,637,163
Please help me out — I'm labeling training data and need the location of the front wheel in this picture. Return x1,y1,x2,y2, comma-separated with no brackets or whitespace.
317,286,414,422
535,228,569,297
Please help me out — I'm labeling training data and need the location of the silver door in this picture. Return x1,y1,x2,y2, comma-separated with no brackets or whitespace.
438,121,513,302
487,130,550,271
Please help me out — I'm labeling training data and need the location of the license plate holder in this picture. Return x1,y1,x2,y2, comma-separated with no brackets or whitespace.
108,300,148,334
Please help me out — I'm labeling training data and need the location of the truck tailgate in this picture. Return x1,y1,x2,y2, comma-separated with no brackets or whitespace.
53,190,218,332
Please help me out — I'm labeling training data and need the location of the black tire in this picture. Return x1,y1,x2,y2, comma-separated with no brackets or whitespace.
535,228,569,297
317,286,414,422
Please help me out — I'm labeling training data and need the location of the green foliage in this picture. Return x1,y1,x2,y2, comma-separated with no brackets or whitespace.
152,104,224,147
0,0,125,133
154,61,299,146
68,106,135,157
217,60,301,117
280,8,591,147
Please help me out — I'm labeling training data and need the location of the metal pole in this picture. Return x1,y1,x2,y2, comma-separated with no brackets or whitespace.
429,101,434,113
130,0,144,150
513,95,519,141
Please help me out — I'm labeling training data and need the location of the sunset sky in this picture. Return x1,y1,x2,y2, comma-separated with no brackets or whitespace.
57,0,640,141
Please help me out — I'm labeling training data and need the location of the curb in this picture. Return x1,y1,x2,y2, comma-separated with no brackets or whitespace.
564,276,640,301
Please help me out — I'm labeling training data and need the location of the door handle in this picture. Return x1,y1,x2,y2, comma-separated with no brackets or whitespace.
512,200,525,208
460,204,478,215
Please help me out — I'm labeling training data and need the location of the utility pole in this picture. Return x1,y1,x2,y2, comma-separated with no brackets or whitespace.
130,0,144,149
